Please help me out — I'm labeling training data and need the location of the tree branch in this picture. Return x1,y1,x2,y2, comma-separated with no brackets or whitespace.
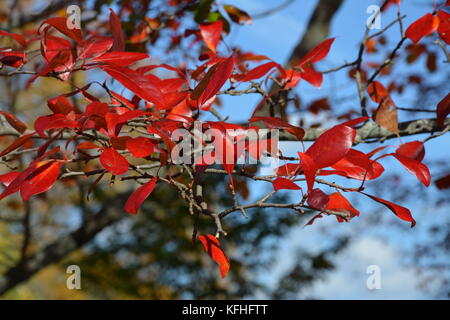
279,118,450,142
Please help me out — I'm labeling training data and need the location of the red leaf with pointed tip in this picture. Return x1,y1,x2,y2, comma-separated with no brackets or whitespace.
300,67,323,88
0,171,20,187
391,153,430,187
124,177,156,214
0,111,27,133
437,92,450,128
0,147,60,201
396,141,425,161
196,56,235,108
100,65,165,107
330,149,384,181
367,81,389,103
198,234,230,278
405,13,439,44
78,36,113,60
305,124,356,169
100,148,129,175
297,38,335,67
109,9,125,51
40,17,83,45
126,137,154,158
437,10,450,45
20,161,61,201
327,192,360,222
298,152,317,191
361,192,416,227
92,51,148,67
0,132,34,157
272,177,301,191
239,62,285,82
199,21,223,53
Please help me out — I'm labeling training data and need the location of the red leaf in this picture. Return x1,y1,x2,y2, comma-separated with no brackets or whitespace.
100,148,129,175
47,96,74,115
92,51,148,67
0,51,25,68
275,163,301,177
396,141,425,161
124,177,157,214
435,173,450,190
0,111,27,133
195,56,235,109
0,171,20,187
85,102,109,117
296,38,335,67
298,152,317,191
238,62,285,82
436,92,450,128
405,13,439,44
272,177,301,191
305,124,356,169
327,192,360,222
391,153,430,187
126,137,154,158
105,109,147,137
330,149,384,181
199,21,223,53
0,147,60,200
307,188,329,211
20,161,61,201
367,81,389,103
0,132,34,157
437,10,450,45
373,96,399,135
248,116,304,140
78,36,113,60
100,65,165,107
198,234,230,278
109,9,125,51
361,192,416,227
282,69,302,89
40,17,83,45
34,114,78,138
300,67,323,88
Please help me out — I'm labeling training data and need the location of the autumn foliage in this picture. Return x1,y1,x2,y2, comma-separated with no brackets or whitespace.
0,0,449,279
